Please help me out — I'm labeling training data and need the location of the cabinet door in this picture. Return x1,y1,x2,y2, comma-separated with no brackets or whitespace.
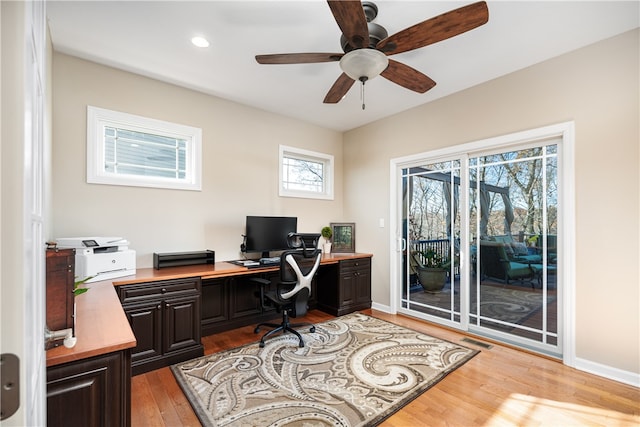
201,278,228,331
47,351,129,427
354,265,372,305
339,271,357,306
164,294,201,354
124,301,163,364
339,259,371,307
230,276,264,319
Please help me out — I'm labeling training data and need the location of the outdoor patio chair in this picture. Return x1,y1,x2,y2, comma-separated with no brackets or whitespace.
479,241,535,287
492,235,542,263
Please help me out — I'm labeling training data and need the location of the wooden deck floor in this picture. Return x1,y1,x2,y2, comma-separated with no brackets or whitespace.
131,309,639,426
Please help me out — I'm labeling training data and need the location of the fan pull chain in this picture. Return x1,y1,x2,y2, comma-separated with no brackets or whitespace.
359,77,367,110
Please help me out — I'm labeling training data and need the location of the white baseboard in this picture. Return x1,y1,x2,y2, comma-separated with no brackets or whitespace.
574,357,640,388
370,302,393,313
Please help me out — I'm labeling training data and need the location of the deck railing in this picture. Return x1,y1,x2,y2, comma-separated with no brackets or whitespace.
411,239,450,260
410,238,459,276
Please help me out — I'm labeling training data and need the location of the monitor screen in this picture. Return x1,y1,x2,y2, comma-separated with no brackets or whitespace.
245,216,297,257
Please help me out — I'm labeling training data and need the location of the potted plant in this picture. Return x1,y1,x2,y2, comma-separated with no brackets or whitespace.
413,249,450,292
321,226,332,254
68,276,93,347
73,276,92,296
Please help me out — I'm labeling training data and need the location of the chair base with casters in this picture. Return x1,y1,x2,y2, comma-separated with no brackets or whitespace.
254,291,316,348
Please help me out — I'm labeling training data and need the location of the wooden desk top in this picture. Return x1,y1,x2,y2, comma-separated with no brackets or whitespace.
109,252,373,286
45,252,371,367
46,279,137,367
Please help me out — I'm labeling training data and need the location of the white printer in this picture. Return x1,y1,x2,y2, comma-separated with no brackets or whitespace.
55,237,136,283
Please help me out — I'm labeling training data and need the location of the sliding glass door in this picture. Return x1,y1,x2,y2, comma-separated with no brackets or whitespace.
401,160,462,328
397,132,563,357
469,145,558,352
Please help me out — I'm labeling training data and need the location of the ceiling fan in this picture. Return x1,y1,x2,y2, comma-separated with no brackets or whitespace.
255,1,489,108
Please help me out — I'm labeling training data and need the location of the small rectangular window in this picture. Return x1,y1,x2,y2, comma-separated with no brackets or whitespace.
87,106,202,191
279,145,334,200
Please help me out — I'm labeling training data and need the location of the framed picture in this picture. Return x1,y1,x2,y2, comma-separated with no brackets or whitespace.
330,222,356,253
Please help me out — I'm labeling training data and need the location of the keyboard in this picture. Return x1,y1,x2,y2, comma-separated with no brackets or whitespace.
259,257,280,265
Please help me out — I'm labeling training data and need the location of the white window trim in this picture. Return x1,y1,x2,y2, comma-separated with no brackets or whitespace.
87,106,202,191
279,145,334,200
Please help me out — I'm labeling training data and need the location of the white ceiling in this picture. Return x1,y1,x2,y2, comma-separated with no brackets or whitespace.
46,1,639,132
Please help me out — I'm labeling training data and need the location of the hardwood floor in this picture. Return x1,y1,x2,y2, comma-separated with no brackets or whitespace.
131,309,639,426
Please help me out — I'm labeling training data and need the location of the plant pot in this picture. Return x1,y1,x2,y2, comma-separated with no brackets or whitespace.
417,267,447,292
323,243,332,254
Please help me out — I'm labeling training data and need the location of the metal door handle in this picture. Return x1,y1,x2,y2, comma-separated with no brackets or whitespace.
0,353,19,420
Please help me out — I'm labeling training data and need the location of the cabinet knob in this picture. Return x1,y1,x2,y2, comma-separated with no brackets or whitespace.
161,288,167,293
157,304,162,310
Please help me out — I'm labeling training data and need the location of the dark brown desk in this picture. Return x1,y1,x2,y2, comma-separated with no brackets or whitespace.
111,252,372,375
45,252,372,425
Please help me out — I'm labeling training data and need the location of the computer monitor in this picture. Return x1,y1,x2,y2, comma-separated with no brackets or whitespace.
245,216,297,258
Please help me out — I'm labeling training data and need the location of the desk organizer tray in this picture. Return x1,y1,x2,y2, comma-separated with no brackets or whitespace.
154,250,215,269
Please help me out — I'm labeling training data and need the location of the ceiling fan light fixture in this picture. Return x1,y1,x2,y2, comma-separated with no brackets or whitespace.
339,49,388,81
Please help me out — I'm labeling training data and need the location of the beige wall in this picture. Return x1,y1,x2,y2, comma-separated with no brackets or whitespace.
343,29,639,375
52,29,639,378
52,54,344,266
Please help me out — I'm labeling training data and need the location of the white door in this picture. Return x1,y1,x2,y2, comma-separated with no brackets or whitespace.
1,1,48,425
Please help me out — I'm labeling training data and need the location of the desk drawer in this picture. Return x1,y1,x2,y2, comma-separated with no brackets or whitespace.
118,278,200,304
339,258,370,273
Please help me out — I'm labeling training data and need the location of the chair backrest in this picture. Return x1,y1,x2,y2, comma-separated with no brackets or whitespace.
479,241,510,278
278,248,322,301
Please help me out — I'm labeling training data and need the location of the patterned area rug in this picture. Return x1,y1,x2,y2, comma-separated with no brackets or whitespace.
409,284,556,327
473,286,555,324
172,313,478,426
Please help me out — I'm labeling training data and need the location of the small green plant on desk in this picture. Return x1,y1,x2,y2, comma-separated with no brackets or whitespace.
64,276,93,348
74,276,93,296
321,226,333,253
321,226,332,241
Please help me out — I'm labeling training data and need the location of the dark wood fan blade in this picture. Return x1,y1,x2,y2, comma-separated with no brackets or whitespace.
377,1,489,55
324,73,356,103
256,53,343,64
381,59,436,93
327,0,369,49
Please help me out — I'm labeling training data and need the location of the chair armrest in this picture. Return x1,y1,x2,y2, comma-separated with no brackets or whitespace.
250,277,271,311
250,277,270,287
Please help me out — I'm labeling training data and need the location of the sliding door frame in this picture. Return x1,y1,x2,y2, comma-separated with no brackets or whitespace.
389,121,576,367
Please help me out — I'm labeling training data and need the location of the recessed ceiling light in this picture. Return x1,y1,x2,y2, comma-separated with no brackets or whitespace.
191,36,210,48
